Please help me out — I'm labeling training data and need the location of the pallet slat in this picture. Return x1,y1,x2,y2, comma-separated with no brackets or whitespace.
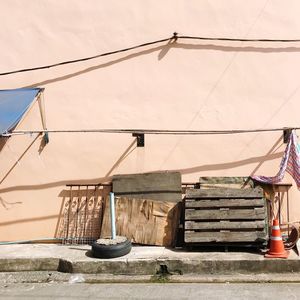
185,220,265,230
185,198,264,208
185,207,265,220
185,231,267,243
185,187,263,199
198,177,252,186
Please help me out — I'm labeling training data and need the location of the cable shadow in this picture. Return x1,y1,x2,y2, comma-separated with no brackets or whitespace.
24,45,165,88
0,138,8,152
22,42,300,88
0,150,283,194
165,151,283,175
0,133,41,186
0,197,23,210
158,39,176,60
0,139,137,194
103,138,137,179
0,214,59,227
156,136,284,178
172,42,300,53
0,196,22,210
248,136,283,178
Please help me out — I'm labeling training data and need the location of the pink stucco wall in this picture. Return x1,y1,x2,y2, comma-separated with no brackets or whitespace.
0,1,300,241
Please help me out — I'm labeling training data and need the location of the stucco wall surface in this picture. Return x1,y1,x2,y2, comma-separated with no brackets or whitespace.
0,0,300,241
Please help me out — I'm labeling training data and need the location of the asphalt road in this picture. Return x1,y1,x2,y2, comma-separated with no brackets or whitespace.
0,283,299,300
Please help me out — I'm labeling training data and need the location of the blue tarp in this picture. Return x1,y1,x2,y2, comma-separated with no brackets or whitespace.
0,88,41,135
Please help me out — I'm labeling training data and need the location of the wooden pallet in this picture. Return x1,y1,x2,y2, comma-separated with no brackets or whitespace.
184,187,268,245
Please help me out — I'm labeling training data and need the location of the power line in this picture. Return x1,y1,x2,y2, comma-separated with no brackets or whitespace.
0,37,171,76
1,127,299,137
2,33,300,76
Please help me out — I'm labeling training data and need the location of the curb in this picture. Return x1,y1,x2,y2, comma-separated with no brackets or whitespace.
0,258,59,272
2,271,300,284
59,258,300,275
1,257,300,275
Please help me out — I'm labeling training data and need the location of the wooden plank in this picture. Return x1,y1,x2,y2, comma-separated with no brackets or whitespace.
185,198,265,208
185,220,265,230
185,207,265,220
199,176,253,186
184,231,267,243
101,197,180,246
185,187,263,199
112,172,182,202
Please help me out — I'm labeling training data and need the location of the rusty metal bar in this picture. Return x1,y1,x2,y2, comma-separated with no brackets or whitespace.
65,186,73,243
66,183,111,187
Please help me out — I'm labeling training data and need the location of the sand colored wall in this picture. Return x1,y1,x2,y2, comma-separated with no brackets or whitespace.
0,0,300,241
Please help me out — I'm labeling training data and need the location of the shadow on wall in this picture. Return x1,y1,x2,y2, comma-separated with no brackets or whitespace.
0,196,22,211
0,137,137,194
0,135,284,194
0,135,285,239
0,134,45,187
170,136,283,176
22,41,300,88
0,138,8,152
0,213,58,227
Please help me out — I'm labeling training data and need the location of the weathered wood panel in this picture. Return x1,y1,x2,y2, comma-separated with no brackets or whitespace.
185,231,267,243
185,220,265,230
185,198,265,208
101,197,180,246
185,208,265,220
112,172,182,202
185,187,263,199
198,176,254,187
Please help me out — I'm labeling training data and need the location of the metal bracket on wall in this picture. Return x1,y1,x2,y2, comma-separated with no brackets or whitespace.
283,128,292,143
132,133,145,147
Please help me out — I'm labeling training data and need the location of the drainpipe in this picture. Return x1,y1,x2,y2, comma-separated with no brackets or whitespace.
110,192,116,239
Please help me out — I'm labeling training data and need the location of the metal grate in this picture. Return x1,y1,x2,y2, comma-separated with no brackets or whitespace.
57,184,111,244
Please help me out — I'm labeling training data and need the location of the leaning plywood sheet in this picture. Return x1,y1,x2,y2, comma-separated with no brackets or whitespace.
101,197,180,246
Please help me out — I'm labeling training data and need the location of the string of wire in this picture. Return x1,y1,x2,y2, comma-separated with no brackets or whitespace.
2,33,300,76
1,127,299,137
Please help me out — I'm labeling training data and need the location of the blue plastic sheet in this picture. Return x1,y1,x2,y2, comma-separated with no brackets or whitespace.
0,88,41,135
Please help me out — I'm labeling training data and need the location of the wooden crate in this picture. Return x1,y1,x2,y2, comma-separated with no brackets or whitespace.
184,187,268,245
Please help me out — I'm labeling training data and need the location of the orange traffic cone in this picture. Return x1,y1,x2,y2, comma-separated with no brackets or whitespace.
265,219,289,259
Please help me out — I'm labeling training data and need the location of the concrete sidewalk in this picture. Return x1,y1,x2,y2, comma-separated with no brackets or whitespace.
0,244,300,281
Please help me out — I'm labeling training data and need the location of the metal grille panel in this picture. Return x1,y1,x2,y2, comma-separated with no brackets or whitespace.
57,184,110,244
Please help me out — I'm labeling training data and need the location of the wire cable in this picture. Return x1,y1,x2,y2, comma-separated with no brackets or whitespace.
2,127,299,137
0,37,172,76
2,33,300,76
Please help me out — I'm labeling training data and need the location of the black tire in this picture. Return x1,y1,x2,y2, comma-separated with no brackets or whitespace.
91,238,132,259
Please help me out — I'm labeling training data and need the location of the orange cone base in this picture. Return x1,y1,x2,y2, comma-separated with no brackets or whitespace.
265,250,290,259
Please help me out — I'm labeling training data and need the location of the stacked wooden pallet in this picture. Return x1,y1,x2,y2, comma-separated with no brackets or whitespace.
184,187,268,245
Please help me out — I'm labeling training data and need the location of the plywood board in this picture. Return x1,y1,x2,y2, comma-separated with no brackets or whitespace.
101,197,180,246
